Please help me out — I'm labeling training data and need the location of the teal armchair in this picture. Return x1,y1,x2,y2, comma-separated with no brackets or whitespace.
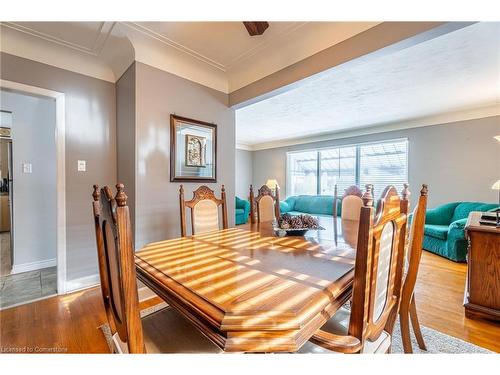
235,196,250,225
422,202,498,262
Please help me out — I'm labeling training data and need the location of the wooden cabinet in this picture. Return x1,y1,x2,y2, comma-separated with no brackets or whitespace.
464,212,500,321
0,194,10,232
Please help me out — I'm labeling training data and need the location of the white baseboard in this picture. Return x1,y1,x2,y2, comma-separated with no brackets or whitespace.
64,275,159,301
65,274,100,293
11,258,56,274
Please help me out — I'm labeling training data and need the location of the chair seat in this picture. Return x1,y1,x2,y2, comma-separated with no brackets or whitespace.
299,307,391,354
113,307,222,353
424,224,448,240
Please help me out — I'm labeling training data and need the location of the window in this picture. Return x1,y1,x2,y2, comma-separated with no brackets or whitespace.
359,141,408,197
288,151,318,195
287,139,408,197
320,146,357,195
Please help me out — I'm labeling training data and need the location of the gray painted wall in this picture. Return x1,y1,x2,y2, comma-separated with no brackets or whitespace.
251,116,500,208
0,90,57,270
119,62,235,248
235,149,253,199
1,54,236,287
116,63,136,232
1,52,117,282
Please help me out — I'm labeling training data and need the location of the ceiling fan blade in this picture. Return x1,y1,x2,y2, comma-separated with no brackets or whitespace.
243,22,269,36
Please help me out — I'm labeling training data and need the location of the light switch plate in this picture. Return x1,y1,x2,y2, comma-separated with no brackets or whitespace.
22,162,32,174
77,160,86,172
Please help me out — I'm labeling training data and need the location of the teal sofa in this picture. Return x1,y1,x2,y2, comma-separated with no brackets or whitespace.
235,196,250,225
422,202,498,262
280,195,337,217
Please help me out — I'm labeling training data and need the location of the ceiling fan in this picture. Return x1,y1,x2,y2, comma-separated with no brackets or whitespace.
243,22,269,36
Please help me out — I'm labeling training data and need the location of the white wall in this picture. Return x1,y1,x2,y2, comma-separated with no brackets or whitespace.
235,149,253,199
251,116,500,209
0,90,57,272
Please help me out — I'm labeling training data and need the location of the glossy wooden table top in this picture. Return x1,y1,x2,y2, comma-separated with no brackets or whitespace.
135,217,358,352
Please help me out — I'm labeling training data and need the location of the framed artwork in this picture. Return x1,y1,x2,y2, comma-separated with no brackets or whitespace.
185,134,206,167
0,127,11,138
170,114,217,182
0,110,12,139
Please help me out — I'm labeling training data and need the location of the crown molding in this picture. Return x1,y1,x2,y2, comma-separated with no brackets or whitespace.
236,143,254,151
122,22,309,74
1,22,116,56
242,103,500,151
0,28,117,83
224,22,308,70
92,22,117,55
123,22,227,72
1,22,385,92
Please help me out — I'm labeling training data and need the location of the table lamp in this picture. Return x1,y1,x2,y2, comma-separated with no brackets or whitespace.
266,179,279,194
492,180,500,226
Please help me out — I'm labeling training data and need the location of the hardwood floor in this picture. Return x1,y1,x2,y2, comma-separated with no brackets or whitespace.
0,250,498,353
414,251,500,352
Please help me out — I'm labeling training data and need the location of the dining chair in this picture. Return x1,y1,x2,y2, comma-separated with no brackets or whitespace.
333,184,365,246
308,184,409,354
399,184,428,353
179,185,228,237
92,184,220,353
333,184,364,221
249,184,280,223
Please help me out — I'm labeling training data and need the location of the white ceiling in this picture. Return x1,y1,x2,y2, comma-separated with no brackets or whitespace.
131,22,305,71
0,21,378,92
235,22,500,149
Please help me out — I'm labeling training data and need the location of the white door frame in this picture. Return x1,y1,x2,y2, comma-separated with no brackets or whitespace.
0,79,67,294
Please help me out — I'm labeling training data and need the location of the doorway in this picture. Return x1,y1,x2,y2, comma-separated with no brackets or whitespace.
0,89,59,309
0,111,13,279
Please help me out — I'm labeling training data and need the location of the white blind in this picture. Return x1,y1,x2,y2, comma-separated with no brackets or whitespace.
320,146,356,195
286,139,408,198
288,151,317,195
359,140,408,198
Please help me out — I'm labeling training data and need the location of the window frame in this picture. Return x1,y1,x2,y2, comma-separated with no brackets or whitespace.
286,138,409,198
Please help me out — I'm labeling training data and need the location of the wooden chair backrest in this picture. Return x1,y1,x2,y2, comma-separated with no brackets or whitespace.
92,184,144,353
333,184,363,220
179,185,228,237
401,185,428,306
249,184,280,223
348,184,409,348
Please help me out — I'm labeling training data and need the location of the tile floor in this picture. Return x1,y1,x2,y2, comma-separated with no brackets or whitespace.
0,232,12,277
0,266,57,309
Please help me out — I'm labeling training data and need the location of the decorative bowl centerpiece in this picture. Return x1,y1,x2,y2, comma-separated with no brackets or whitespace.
273,213,325,237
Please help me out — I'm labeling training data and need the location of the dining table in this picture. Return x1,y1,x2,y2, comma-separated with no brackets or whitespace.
134,216,359,353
